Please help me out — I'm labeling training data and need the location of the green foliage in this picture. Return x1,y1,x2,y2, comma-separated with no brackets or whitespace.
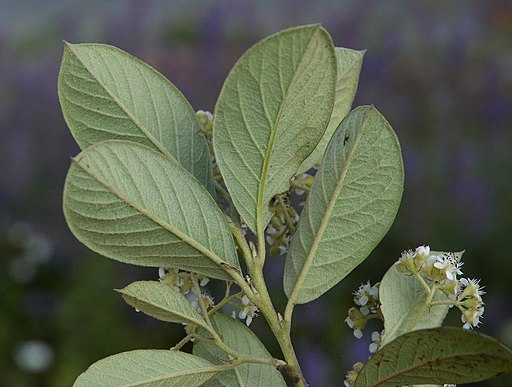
63,140,239,279
213,25,337,233
193,313,287,386
58,42,215,195
379,265,449,346
298,47,365,173
73,350,219,386
284,106,403,304
355,327,512,386
117,281,209,329
58,24,512,387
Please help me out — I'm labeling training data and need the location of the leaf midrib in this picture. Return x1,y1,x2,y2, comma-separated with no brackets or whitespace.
289,107,372,301
66,43,176,162
255,28,322,235
71,156,225,269
123,365,222,386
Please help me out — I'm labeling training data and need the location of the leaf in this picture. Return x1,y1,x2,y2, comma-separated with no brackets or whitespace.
63,140,239,280
58,42,214,194
74,349,220,386
354,327,512,387
213,25,337,233
116,281,209,329
284,106,404,304
193,313,286,386
379,264,450,347
297,47,365,173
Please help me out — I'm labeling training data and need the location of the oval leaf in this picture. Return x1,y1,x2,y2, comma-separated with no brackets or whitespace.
193,313,286,386
117,281,209,329
63,140,240,280
213,25,337,233
298,47,365,173
58,42,214,194
284,106,404,304
74,350,219,386
354,327,512,387
379,265,449,347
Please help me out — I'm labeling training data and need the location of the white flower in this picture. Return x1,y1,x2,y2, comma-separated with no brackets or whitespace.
239,295,259,326
433,255,463,281
353,329,363,339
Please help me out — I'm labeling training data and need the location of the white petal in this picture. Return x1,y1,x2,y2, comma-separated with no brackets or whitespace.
354,329,363,339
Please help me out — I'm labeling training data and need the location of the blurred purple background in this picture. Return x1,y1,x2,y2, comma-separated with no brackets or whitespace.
1,1,511,385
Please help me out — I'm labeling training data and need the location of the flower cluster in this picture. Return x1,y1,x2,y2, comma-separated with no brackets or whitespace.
344,281,382,339
159,268,214,316
395,245,485,329
266,193,299,256
458,278,485,329
343,362,364,387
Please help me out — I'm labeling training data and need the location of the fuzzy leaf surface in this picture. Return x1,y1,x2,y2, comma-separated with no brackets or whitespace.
193,313,286,386
213,25,336,232
355,327,512,387
74,350,219,386
284,106,404,304
117,281,208,329
58,42,214,194
379,264,450,347
298,47,364,173
63,140,239,279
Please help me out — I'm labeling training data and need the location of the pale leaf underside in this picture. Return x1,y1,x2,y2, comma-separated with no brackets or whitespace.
73,350,219,387
193,313,286,386
214,25,337,232
284,106,404,304
63,140,239,279
298,47,365,173
117,281,209,329
58,42,214,194
379,265,449,346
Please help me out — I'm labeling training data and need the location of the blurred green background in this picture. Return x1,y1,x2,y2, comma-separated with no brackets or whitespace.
1,1,511,385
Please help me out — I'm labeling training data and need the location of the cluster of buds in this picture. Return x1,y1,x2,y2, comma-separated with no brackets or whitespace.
158,268,213,315
290,172,315,197
266,193,299,256
196,110,213,134
395,245,485,329
196,110,222,181
344,281,382,339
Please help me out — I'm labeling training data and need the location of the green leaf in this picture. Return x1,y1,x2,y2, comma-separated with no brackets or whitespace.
74,349,220,386
58,42,214,195
213,25,337,233
379,264,450,347
193,313,286,386
284,106,403,304
116,281,209,329
63,140,240,280
354,327,512,387
297,47,365,173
